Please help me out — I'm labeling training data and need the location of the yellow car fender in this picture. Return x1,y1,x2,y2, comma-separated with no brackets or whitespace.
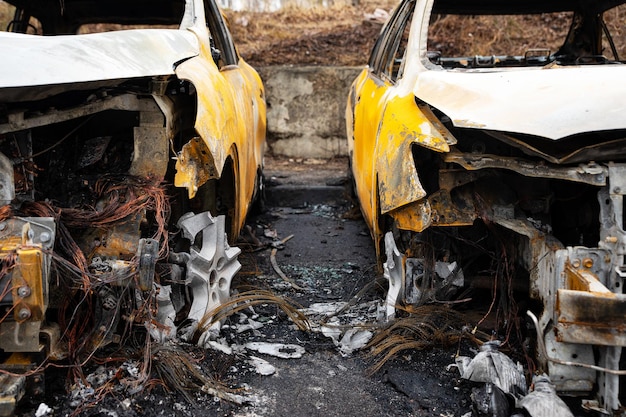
375,93,452,215
174,27,266,237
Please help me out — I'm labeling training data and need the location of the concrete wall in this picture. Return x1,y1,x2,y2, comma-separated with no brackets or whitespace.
257,66,363,158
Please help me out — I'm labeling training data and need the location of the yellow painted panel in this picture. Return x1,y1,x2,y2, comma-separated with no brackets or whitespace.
376,94,449,214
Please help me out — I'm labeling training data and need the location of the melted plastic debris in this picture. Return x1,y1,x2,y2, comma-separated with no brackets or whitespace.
244,342,306,358
519,374,574,417
301,301,382,356
35,403,53,417
207,338,234,355
470,382,510,417
235,317,265,334
300,302,349,317
337,328,373,356
456,341,527,399
248,356,276,376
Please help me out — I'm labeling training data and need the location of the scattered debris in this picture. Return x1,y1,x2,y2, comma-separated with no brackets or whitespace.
271,247,307,291
470,382,510,417
248,356,276,376
456,341,527,400
264,228,279,239
207,338,234,355
244,342,306,359
336,328,373,356
518,374,574,417
235,317,265,334
300,300,381,356
34,403,53,417
300,301,350,317
197,290,310,334
366,306,487,374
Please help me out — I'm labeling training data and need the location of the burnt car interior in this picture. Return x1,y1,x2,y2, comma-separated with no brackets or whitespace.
427,0,626,68
5,0,186,34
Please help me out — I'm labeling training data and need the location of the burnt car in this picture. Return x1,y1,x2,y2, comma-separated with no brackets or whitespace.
347,0,626,413
0,0,265,412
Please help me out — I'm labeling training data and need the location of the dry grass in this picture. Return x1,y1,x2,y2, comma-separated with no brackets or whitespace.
0,1,14,31
427,13,573,57
3,0,624,64
225,0,396,65
429,11,626,59
226,2,626,65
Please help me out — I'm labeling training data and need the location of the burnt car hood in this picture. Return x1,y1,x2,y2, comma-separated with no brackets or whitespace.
413,64,626,140
0,29,199,91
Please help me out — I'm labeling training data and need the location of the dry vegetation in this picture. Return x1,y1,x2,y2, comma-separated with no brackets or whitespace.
1,0,625,65
225,1,626,66
0,2,12,30
224,0,396,66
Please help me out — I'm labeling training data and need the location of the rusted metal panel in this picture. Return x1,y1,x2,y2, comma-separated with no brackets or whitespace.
443,153,607,186
556,289,626,346
565,264,612,293
389,199,432,232
428,189,475,226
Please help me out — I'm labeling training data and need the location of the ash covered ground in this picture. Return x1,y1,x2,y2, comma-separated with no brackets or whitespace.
16,158,481,417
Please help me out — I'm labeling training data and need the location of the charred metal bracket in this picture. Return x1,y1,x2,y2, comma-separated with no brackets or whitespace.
129,107,169,179
137,238,158,291
389,199,432,233
491,167,626,412
177,211,240,345
428,189,475,226
1,94,149,135
0,219,55,417
89,286,122,350
0,374,25,417
556,257,624,346
0,217,55,353
444,153,607,186
438,168,490,191
485,217,597,395
0,152,15,206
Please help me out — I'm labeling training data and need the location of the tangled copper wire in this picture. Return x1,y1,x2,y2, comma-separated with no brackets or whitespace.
0,175,170,382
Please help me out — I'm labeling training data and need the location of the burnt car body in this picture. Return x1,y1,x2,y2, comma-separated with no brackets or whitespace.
347,0,626,413
0,0,265,412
